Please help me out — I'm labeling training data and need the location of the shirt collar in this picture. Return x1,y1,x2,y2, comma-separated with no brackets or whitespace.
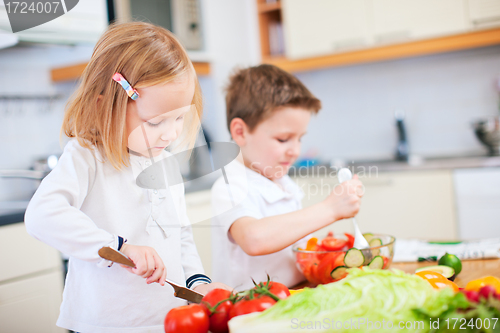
243,162,304,204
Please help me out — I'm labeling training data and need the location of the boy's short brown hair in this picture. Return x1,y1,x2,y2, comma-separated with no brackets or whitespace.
225,64,321,132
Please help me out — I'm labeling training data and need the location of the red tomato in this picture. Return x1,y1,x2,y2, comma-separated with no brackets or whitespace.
345,233,355,249
229,295,276,319
382,256,390,269
201,289,233,333
309,261,323,285
321,237,347,251
316,253,342,284
333,252,346,268
164,304,209,333
256,281,290,299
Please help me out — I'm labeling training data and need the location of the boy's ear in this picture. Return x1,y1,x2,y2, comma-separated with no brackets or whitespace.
229,118,248,146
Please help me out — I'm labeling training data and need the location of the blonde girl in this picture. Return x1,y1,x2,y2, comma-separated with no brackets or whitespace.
25,22,228,333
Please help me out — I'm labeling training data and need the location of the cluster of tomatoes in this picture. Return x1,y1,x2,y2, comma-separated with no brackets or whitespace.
164,280,290,333
297,232,389,284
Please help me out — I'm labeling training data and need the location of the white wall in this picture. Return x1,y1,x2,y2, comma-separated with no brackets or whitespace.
295,45,500,162
199,0,261,142
0,43,94,201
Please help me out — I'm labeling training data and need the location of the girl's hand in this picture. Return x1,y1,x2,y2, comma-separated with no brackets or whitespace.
325,174,364,221
119,244,167,286
193,282,234,295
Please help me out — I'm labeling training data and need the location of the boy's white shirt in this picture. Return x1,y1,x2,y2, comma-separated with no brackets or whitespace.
211,159,307,291
24,139,207,333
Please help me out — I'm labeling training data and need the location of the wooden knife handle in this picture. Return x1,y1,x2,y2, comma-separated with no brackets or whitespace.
98,247,136,268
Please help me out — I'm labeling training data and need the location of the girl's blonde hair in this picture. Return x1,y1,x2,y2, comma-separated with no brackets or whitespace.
62,21,202,169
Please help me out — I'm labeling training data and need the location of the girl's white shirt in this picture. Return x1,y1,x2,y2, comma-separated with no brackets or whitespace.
210,160,306,292
25,139,205,333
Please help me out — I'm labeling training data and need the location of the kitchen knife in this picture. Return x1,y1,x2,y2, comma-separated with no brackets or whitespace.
98,246,204,303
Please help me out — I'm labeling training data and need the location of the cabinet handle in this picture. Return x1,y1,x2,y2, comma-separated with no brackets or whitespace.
332,38,366,52
472,17,500,26
374,30,411,44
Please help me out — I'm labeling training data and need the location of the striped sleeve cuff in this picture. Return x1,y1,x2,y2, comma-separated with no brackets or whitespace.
103,235,127,268
186,274,212,289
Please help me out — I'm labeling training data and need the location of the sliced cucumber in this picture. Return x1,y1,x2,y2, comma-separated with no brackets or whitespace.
344,248,365,268
415,265,456,281
369,238,382,256
368,256,384,270
362,233,374,242
369,238,382,247
331,266,349,280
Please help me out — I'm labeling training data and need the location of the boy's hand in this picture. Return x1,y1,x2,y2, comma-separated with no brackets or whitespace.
326,174,364,221
192,282,234,295
120,244,167,286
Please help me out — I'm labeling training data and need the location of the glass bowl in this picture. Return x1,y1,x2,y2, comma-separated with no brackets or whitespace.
293,233,395,285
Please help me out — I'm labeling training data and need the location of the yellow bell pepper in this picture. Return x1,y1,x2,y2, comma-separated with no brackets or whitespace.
465,276,500,293
306,237,318,251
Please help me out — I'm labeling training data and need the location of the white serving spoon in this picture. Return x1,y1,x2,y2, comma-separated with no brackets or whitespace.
337,168,370,249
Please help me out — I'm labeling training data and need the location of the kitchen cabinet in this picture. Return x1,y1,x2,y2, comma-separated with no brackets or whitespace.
185,190,213,277
468,0,500,28
0,223,64,332
371,0,468,43
257,0,500,72
282,0,371,59
0,271,64,333
293,169,458,241
453,167,500,240
0,0,108,45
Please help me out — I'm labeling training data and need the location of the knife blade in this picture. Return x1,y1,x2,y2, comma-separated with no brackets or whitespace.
98,246,204,303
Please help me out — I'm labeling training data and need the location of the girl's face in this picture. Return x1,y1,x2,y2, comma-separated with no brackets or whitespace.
241,107,311,181
126,73,195,157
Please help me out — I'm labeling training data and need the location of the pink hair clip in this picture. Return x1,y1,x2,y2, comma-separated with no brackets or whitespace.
112,72,140,100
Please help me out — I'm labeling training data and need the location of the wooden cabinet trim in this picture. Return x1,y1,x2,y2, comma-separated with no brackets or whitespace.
51,61,211,82
261,27,500,73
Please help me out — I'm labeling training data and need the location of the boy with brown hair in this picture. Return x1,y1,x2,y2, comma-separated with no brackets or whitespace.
211,64,363,290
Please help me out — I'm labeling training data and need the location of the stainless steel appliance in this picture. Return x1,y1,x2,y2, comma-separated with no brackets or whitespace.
110,0,204,50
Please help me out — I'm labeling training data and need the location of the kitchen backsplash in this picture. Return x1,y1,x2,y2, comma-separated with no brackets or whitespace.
295,45,500,162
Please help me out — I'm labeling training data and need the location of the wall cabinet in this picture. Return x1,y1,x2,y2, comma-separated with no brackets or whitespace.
282,0,371,59
258,0,500,72
0,0,108,44
468,0,500,28
293,170,458,241
371,0,468,42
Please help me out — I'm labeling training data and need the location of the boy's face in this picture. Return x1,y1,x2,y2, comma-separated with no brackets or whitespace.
239,107,311,181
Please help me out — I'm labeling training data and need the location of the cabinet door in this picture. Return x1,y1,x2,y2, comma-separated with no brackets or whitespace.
282,0,371,59
185,190,213,277
355,170,457,240
0,271,64,333
9,0,108,44
0,223,62,282
370,0,468,43
467,0,500,28
294,170,458,240
453,168,500,240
